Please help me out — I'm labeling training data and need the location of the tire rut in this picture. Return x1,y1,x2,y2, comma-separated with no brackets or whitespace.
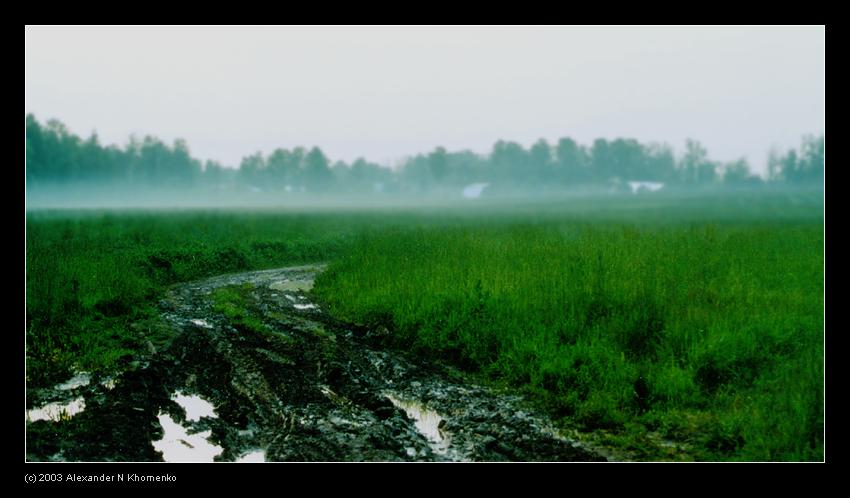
26,265,606,462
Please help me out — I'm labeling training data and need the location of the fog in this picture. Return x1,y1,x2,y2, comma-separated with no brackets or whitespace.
25,26,824,209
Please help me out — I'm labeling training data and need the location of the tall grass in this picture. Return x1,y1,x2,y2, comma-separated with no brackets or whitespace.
25,192,824,460
25,211,364,386
312,197,824,460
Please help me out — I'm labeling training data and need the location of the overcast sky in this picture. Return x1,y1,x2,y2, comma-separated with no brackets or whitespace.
25,26,824,175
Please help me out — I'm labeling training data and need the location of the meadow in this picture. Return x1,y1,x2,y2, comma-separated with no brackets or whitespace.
25,190,824,461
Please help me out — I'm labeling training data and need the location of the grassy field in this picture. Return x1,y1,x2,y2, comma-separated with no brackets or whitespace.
25,191,824,461
25,210,361,385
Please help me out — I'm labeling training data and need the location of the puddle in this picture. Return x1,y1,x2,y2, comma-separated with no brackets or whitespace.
385,394,450,456
171,392,217,422
190,319,213,329
26,397,86,422
235,449,266,462
26,371,97,422
56,372,91,391
294,303,318,310
152,391,222,462
152,412,223,462
284,294,297,302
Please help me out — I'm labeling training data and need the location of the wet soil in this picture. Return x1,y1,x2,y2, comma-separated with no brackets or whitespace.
26,265,606,462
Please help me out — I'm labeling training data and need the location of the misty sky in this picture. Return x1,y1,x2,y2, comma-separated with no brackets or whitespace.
25,26,824,175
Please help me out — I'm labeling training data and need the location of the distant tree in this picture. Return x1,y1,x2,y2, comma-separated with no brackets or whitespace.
399,154,431,191
138,137,166,185
25,114,45,182
45,119,81,181
590,138,611,182
782,149,799,183
291,147,307,188
428,146,448,184
349,158,369,185
104,145,128,183
349,157,393,191
767,147,783,182
267,148,302,189
797,134,824,184
529,139,552,184
722,158,760,185
203,160,225,187
679,139,703,184
122,135,142,184
23,113,822,197
330,160,350,189
490,140,528,184
171,138,202,186
644,143,677,182
130,136,200,187
699,163,719,185
303,146,333,192
445,150,486,185
608,138,644,180
80,132,106,181
768,134,824,186
555,137,586,185
238,152,266,188
679,139,717,185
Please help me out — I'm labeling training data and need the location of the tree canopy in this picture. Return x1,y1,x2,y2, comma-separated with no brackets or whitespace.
25,114,822,195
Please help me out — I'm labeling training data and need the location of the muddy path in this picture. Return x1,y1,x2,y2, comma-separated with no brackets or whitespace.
26,265,606,462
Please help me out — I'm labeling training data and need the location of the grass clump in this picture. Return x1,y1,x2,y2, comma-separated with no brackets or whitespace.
211,284,268,335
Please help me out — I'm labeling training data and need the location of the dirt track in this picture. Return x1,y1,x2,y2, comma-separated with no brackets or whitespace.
26,265,606,462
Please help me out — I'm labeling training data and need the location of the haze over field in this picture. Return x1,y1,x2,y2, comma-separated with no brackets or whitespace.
26,26,824,176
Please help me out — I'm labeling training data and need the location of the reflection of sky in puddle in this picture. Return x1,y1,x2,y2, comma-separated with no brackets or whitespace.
57,372,91,391
26,397,86,422
190,319,213,329
385,394,450,455
172,392,217,422
294,303,317,310
235,450,266,462
153,412,223,462
152,392,222,462
26,372,96,422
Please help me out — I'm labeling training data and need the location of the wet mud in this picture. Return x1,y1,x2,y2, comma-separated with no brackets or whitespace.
26,265,605,462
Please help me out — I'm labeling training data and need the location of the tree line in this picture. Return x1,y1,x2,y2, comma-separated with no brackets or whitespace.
25,114,824,193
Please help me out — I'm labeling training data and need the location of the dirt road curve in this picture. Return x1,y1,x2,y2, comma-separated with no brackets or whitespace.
26,265,606,462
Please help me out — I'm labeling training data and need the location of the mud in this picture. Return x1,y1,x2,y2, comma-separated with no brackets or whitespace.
26,265,605,462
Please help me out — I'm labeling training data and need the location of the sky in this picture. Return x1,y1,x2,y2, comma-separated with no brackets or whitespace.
25,26,825,175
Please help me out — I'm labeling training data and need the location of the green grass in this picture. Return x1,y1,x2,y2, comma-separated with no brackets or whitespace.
211,284,270,336
25,190,824,460
311,193,824,461
25,210,362,386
